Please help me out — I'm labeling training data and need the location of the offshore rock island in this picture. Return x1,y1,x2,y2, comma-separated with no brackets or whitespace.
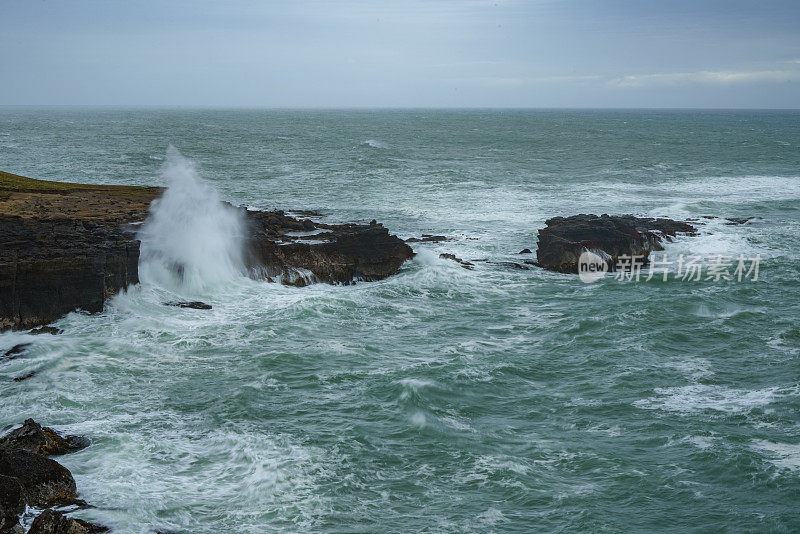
0,170,413,331
535,213,699,273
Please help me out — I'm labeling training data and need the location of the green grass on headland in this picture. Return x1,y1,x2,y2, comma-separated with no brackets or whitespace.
0,170,161,199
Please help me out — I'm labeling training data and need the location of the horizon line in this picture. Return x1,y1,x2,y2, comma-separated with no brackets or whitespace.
1,104,800,112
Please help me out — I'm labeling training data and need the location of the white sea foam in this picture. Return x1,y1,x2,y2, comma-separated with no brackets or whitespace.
399,378,436,391
411,248,441,266
602,175,800,211
665,217,763,258
362,139,387,149
476,507,510,526
751,439,800,471
410,411,427,428
633,384,795,414
671,435,716,449
138,147,247,292
664,175,800,203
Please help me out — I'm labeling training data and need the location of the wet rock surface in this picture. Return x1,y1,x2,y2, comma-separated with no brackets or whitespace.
536,214,697,273
28,510,108,534
0,420,90,457
0,449,77,508
490,261,529,270
286,209,323,217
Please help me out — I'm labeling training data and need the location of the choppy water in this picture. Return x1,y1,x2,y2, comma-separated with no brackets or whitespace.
1,109,799,533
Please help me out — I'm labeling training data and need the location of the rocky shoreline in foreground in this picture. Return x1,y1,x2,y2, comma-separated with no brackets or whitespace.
0,170,413,331
1,419,104,534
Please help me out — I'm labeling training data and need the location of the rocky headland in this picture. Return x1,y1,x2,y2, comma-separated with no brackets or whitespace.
0,171,413,331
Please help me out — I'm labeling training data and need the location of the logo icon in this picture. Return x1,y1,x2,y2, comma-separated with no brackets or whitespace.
578,250,608,283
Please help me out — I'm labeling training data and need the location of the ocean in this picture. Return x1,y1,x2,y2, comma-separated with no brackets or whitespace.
1,108,799,532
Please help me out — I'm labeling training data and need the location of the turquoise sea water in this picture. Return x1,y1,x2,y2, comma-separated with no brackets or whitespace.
1,109,799,533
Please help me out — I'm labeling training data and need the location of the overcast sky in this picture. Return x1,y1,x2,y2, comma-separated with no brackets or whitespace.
2,0,800,107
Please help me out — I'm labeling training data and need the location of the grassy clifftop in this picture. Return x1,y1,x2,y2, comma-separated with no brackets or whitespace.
0,170,161,222
0,170,161,199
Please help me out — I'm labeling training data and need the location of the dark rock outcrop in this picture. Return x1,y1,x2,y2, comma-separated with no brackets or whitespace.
0,474,24,534
30,326,63,335
246,211,413,285
439,253,474,269
724,217,757,225
164,301,212,310
0,449,77,507
536,214,697,273
406,235,448,243
28,510,107,534
0,420,89,457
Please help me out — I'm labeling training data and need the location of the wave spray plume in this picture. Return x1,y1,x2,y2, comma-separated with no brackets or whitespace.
138,146,246,291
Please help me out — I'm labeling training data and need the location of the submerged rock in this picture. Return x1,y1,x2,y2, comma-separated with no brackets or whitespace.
535,214,697,273
0,419,89,456
725,216,759,225
29,327,63,335
28,510,107,534
12,371,36,383
286,209,323,217
1,344,30,362
406,235,448,243
439,253,474,269
518,248,532,254
163,301,212,310
489,261,529,270
687,215,761,226
0,449,77,507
